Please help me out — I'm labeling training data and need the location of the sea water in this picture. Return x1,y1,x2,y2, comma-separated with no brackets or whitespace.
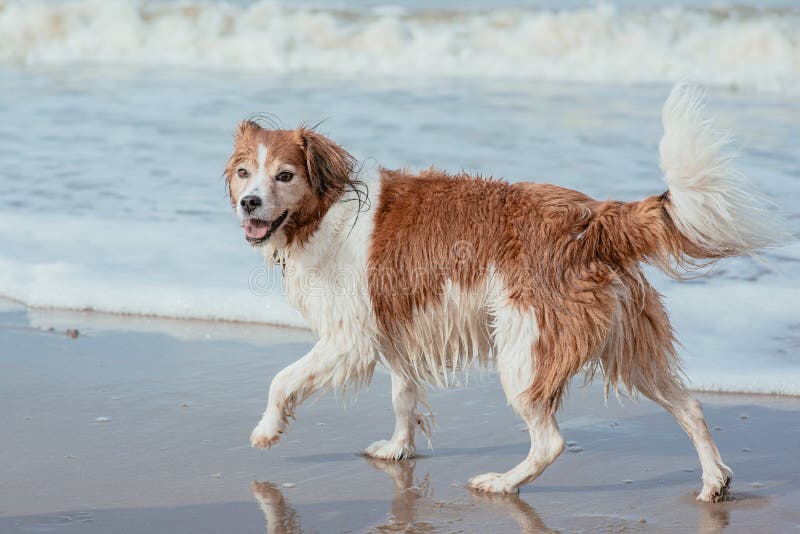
1,0,798,395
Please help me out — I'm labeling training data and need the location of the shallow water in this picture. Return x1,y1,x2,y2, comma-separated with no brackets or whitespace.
1,0,799,395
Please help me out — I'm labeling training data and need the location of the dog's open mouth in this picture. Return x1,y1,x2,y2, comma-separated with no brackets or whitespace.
244,210,289,244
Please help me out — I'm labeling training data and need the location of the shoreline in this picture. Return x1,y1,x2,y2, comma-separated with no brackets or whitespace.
3,297,798,400
0,296,311,332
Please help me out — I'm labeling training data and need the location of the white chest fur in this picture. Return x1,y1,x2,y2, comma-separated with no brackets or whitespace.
266,193,378,348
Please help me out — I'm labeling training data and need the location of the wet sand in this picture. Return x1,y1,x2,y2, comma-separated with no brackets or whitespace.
1,301,799,533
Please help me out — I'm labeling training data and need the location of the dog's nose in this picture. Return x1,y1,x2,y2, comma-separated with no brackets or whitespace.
240,195,262,214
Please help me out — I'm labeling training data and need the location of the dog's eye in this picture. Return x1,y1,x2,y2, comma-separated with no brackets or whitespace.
276,171,293,182
237,168,248,179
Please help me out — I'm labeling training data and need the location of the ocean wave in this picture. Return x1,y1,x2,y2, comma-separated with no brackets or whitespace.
0,0,798,92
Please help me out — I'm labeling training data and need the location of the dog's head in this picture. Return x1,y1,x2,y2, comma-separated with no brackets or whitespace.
225,121,357,248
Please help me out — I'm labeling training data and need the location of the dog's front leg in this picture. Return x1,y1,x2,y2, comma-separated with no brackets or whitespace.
250,341,329,448
251,339,371,448
363,369,431,460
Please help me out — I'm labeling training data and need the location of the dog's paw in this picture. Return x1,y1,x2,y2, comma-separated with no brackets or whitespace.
363,439,415,461
469,472,519,495
250,423,283,449
697,471,732,503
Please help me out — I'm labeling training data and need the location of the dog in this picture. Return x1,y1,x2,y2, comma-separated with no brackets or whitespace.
223,83,784,502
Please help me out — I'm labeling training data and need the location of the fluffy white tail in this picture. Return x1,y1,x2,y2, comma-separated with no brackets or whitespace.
659,82,787,256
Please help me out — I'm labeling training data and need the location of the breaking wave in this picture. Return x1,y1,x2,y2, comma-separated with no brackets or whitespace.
1,0,798,92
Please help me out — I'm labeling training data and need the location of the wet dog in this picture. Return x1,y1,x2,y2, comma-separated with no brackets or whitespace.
223,83,784,501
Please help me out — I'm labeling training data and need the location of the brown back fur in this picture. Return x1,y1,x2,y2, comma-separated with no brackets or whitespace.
368,169,689,414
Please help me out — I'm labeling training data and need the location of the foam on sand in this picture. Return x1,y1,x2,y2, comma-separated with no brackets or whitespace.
1,1,798,92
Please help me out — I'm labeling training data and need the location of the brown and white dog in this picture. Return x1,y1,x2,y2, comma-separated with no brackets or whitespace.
224,84,784,502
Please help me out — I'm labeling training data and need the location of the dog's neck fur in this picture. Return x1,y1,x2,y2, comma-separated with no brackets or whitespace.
262,189,361,267
262,180,375,335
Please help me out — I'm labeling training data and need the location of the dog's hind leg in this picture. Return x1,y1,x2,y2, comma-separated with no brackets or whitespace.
643,383,732,502
470,303,565,494
364,368,430,461
469,402,564,494
621,281,732,502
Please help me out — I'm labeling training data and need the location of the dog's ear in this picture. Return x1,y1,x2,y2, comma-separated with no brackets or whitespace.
235,120,260,142
298,128,356,198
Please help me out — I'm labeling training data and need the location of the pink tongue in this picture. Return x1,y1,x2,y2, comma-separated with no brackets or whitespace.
245,221,269,239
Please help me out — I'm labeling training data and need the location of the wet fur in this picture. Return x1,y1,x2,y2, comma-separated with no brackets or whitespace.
226,84,784,502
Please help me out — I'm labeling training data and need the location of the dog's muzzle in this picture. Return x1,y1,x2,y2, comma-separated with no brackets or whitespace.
244,210,289,244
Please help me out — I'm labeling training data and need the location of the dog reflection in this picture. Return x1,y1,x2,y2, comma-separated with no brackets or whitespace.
252,458,553,533
467,491,553,534
251,481,302,534
363,457,433,531
697,501,730,534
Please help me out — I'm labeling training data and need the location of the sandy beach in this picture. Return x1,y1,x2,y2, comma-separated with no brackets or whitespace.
1,300,798,533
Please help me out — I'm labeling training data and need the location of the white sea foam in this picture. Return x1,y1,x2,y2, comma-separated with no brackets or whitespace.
664,277,800,397
0,211,306,329
0,0,798,92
